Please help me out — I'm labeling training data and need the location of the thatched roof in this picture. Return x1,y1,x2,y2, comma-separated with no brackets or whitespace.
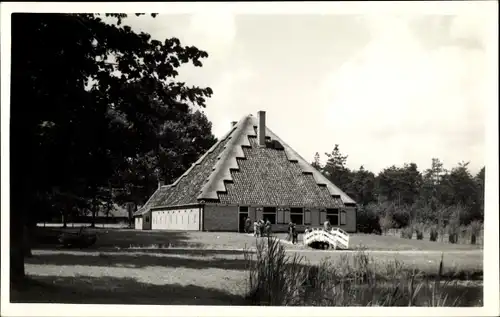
135,114,356,215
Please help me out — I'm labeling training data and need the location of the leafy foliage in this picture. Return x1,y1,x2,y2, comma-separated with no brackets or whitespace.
10,13,216,281
311,148,484,241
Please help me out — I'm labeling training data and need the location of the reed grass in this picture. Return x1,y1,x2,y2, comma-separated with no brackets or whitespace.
244,236,480,306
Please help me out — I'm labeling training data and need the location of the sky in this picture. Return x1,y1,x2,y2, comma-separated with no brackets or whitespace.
102,5,494,175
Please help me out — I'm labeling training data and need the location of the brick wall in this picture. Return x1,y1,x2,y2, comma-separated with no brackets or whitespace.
238,207,356,233
343,206,356,233
203,205,239,231
159,203,356,233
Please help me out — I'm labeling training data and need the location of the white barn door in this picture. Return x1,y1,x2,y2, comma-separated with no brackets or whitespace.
154,208,200,231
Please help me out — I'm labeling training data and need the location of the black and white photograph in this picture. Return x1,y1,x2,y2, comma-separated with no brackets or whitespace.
1,1,498,316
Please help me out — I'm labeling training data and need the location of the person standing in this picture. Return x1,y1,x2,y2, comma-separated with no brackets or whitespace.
254,221,260,237
264,219,271,237
292,223,298,244
287,222,294,241
323,220,331,231
244,217,252,233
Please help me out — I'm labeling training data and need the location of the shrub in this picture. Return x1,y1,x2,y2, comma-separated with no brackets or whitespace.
379,213,395,235
401,226,413,239
414,223,425,240
429,225,439,242
447,222,460,244
356,206,382,234
458,225,468,243
467,221,482,245
392,205,411,229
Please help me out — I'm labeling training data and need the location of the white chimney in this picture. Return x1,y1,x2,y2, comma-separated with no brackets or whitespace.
231,121,237,127
257,111,266,147
158,180,165,188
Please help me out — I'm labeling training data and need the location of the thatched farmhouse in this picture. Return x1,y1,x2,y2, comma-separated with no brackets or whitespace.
134,111,357,232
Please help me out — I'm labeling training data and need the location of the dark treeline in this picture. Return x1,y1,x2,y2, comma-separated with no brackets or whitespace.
311,145,485,240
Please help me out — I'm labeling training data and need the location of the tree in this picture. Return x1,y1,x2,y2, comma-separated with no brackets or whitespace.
10,13,214,284
311,152,323,171
323,144,351,190
376,163,422,207
112,109,217,206
475,166,485,220
347,166,376,206
439,162,480,223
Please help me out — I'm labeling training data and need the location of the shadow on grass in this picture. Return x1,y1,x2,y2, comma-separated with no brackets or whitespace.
26,251,251,271
34,227,205,250
11,274,481,307
26,249,483,281
11,275,248,305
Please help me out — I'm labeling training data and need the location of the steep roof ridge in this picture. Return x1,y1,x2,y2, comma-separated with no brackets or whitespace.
197,115,256,200
169,119,239,188
264,127,357,206
135,118,240,215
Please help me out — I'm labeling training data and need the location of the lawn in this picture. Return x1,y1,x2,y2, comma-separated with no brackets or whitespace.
14,228,482,305
35,227,483,251
15,247,482,305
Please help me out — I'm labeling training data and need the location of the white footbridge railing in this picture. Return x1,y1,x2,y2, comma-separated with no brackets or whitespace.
303,227,350,250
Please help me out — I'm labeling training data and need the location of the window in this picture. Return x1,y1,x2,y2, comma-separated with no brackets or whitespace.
239,206,249,213
290,208,304,225
326,209,339,226
262,207,277,224
145,216,150,223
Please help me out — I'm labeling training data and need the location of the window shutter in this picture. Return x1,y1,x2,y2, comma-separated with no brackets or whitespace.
284,210,290,223
340,210,346,225
305,210,311,224
320,211,327,223
277,209,284,224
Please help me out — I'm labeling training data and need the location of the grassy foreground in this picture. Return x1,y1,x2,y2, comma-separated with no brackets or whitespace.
14,242,482,306
245,236,482,306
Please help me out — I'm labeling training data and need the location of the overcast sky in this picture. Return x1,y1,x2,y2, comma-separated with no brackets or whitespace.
103,5,494,175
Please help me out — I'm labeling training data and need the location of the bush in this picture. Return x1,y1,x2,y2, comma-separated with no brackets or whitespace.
356,206,381,234
467,221,482,245
414,223,424,240
429,225,439,242
447,222,460,244
401,227,413,239
458,225,468,243
392,205,411,229
379,213,395,235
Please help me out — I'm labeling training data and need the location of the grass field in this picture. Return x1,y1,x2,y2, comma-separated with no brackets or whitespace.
12,228,483,306
34,227,483,251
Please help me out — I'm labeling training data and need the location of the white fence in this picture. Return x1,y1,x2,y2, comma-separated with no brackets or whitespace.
303,227,350,250
37,223,129,229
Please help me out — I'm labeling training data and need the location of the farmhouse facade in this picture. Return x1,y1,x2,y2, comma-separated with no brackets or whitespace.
134,111,357,232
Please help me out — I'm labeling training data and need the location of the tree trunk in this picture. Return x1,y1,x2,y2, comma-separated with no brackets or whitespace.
62,212,67,228
23,225,33,258
10,206,26,287
91,203,96,228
